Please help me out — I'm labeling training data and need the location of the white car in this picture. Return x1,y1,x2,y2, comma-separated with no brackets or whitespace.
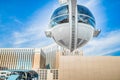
0,71,11,79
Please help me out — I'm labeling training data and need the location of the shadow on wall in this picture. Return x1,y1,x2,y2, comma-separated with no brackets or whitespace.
0,67,8,70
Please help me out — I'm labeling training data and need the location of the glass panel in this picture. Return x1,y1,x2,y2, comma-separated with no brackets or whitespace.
51,15,69,27
51,5,69,19
88,18,95,27
77,5,94,19
78,15,95,27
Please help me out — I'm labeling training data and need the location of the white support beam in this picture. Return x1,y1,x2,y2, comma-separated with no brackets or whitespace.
69,0,77,51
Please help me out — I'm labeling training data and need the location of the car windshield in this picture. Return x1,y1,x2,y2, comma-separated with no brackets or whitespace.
1,72,6,74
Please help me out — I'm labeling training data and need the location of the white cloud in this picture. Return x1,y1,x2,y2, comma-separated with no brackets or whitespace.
12,0,105,47
77,0,115,56
11,0,119,57
78,0,107,33
11,2,57,48
82,30,120,56
9,16,23,25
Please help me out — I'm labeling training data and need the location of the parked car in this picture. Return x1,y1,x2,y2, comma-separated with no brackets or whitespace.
0,71,11,79
12,70,38,80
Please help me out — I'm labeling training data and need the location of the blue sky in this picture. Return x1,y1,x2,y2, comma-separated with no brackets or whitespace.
0,0,120,56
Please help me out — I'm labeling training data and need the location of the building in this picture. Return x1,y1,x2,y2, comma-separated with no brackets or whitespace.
32,48,46,70
58,55,120,80
37,69,58,80
0,48,46,70
0,47,120,80
42,43,83,69
42,43,64,69
55,49,83,69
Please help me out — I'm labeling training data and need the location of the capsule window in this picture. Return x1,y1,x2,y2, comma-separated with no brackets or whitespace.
51,5,69,19
78,15,95,27
51,15,69,27
77,5,94,19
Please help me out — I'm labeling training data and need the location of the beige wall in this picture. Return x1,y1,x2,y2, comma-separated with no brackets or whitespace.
55,52,60,69
0,48,35,70
32,48,46,70
59,56,120,80
40,54,46,69
0,52,17,69
0,48,46,70
32,54,40,69
37,69,58,80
